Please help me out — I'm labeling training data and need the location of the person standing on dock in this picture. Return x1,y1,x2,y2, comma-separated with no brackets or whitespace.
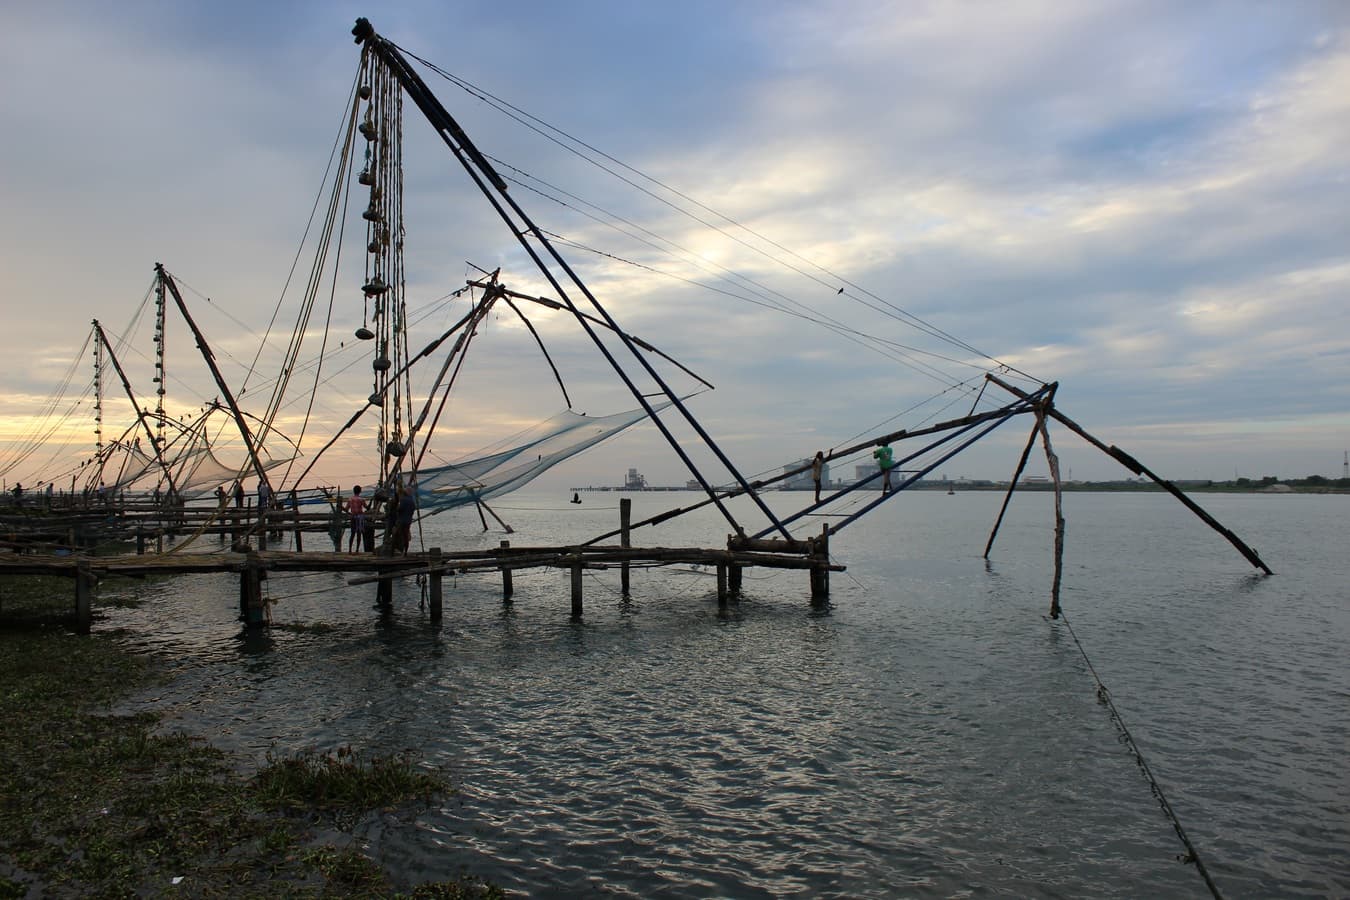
325,489,346,552
812,451,825,504
395,484,416,555
347,486,366,553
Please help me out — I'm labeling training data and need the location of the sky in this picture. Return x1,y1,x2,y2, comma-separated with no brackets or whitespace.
2,0,1348,494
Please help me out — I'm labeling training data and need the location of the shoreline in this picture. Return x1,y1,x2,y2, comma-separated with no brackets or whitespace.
0,590,500,898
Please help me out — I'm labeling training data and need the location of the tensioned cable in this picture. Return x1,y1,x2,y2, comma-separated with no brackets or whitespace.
1058,609,1224,899
494,161,994,389
237,66,364,400
536,224,986,393
400,48,1038,383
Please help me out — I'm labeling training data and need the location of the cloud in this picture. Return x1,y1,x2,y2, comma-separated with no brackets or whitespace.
1,1,1347,489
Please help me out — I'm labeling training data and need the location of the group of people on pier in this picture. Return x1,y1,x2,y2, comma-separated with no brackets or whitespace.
324,480,417,555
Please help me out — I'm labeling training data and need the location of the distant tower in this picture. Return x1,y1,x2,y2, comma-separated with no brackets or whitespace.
1343,451,1348,479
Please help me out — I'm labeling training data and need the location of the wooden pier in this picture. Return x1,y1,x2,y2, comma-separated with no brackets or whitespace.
1,494,843,633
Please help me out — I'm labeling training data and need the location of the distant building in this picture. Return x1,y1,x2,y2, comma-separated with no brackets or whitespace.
624,467,647,490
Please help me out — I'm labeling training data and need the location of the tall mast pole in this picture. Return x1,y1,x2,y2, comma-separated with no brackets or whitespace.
156,263,274,495
92,322,104,462
91,319,181,497
153,273,168,452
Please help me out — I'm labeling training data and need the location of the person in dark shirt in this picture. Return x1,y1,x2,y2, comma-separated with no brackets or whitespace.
395,484,416,554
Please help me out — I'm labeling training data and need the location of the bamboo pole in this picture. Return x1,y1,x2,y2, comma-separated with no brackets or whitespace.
429,547,443,621
570,558,583,617
1038,414,1066,619
619,498,631,596
985,415,1045,558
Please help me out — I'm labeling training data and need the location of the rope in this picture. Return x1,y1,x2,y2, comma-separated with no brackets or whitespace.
1058,609,1224,899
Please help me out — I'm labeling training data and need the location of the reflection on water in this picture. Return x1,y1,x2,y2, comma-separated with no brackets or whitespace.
103,491,1349,897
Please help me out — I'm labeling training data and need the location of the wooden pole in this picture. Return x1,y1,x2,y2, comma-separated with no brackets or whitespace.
810,524,830,604
479,499,514,534
376,573,393,609
291,500,303,552
570,558,583,618
500,539,513,602
74,559,94,634
985,416,1044,558
429,547,443,622
1038,414,1066,619
716,563,728,609
619,498,631,596
728,563,743,596
241,552,266,628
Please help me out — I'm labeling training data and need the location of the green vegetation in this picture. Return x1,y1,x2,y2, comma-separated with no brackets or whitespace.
0,587,501,899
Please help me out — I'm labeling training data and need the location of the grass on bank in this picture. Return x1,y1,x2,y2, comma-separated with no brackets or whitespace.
0,587,501,899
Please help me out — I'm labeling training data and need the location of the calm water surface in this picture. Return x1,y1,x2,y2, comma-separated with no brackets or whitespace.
103,490,1349,897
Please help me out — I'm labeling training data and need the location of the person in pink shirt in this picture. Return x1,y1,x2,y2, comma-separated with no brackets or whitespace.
347,485,367,552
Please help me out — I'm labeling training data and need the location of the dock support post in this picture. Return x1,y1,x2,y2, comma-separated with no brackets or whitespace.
810,524,830,605
619,498,632,597
429,547,443,622
570,558,583,618
500,540,513,603
716,563,728,609
241,552,266,628
74,559,94,634
292,503,303,552
136,526,145,555
728,564,743,596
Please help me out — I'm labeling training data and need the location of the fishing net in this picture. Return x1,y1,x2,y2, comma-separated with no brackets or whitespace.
416,402,670,510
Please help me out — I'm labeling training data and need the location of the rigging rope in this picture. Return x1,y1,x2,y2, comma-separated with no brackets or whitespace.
1058,609,1225,900
400,47,1040,384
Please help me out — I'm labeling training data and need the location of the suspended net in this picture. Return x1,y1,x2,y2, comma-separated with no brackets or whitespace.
103,441,290,498
416,402,671,511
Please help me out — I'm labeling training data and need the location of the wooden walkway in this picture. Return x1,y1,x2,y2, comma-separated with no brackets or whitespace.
0,539,843,633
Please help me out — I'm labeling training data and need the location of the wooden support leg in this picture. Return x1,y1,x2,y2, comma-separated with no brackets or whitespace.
242,553,266,628
810,524,831,605
1037,414,1066,619
728,564,743,596
620,498,632,597
136,527,145,555
570,561,583,618
716,563,728,609
376,575,393,610
74,559,94,634
429,547,443,622
500,540,513,603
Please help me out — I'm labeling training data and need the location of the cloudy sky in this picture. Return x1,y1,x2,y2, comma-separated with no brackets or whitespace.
2,0,1347,493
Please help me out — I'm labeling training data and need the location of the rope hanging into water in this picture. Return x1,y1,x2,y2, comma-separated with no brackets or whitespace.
1058,610,1225,900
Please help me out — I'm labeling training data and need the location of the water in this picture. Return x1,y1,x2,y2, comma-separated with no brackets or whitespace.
102,490,1349,897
